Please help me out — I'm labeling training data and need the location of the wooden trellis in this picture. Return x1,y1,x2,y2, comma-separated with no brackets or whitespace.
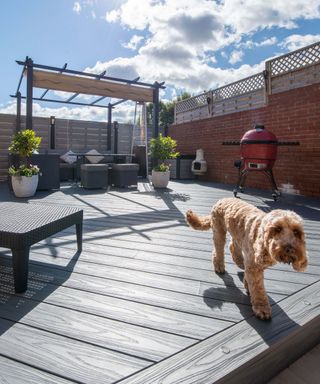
175,92,210,113
175,73,265,123
267,41,320,76
211,73,265,100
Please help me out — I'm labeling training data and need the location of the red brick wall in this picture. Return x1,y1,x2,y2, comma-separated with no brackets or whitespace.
168,83,320,197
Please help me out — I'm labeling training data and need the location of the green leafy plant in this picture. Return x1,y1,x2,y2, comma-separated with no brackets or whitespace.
8,129,42,177
8,129,41,158
149,134,179,172
9,164,41,177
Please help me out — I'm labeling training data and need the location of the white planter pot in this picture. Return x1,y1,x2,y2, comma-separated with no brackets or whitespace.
11,175,39,198
152,170,170,188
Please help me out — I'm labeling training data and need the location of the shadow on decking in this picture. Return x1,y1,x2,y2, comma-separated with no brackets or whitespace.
0,184,192,339
203,271,299,345
0,247,81,337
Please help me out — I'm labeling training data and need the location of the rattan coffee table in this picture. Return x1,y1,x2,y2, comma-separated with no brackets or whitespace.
0,202,83,293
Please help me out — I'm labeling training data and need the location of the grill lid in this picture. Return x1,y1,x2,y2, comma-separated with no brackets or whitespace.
241,124,278,144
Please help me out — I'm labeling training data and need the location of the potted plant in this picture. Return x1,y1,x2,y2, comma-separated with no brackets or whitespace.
8,129,42,197
149,134,179,188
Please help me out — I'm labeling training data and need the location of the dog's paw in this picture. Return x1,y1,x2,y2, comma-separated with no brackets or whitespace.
213,260,225,274
252,304,272,320
214,266,225,274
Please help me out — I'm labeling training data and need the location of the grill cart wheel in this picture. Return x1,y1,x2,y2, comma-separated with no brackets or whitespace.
272,190,281,201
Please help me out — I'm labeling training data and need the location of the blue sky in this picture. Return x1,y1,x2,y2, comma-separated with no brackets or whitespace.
0,0,319,122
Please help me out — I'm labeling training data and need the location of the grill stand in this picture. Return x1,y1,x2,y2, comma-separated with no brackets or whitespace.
233,161,281,201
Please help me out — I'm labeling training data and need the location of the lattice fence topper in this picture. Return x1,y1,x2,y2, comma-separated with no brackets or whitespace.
176,73,265,113
175,92,211,113
211,73,264,101
268,41,320,76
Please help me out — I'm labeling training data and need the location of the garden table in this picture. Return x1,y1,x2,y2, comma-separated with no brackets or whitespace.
0,202,83,293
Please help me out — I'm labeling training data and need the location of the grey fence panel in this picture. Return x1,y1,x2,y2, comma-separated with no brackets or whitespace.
270,62,320,94
0,114,133,181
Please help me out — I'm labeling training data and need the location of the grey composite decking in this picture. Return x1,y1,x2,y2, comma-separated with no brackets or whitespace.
0,179,319,383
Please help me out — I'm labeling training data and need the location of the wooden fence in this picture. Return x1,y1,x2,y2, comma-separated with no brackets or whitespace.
175,41,320,124
0,114,133,181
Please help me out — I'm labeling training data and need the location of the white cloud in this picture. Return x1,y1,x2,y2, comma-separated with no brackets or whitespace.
3,0,319,120
84,57,140,80
259,37,278,46
99,0,320,95
122,35,144,50
73,2,81,14
280,34,320,51
203,54,217,65
221,0,320,34
106,0,160,30
229,50,244,65
53,91,75,99
239,36,278,49
105,9,119,23
86,52,265,95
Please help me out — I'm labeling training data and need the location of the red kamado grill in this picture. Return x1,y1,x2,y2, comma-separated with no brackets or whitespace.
223,124,299,201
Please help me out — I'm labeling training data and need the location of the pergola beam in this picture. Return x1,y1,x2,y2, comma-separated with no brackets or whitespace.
16,60,164,89
110,77,140,107
30,70,154,102
11,95,109,109
66,93,79,103
66,70,106,103
40,63,68,99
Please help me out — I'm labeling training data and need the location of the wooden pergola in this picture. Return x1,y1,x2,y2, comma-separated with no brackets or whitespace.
12,57,165,149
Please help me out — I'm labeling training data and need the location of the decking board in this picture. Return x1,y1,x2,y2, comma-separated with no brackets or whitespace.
0,318,150,384
0,355,75,384
0,179,319,384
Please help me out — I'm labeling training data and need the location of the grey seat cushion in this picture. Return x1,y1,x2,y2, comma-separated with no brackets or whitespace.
112,163,139,171
80,164,109,172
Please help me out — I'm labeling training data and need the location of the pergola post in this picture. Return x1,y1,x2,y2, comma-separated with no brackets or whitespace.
26,58,33,130
107,103,112,150
113,121,119,154
16,91,21,133
50,116,56,149
152,82,160,138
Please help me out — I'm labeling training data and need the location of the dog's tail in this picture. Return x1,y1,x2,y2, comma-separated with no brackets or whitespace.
186,210,212,231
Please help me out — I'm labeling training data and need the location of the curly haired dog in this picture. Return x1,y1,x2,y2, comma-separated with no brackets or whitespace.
186,198,308,320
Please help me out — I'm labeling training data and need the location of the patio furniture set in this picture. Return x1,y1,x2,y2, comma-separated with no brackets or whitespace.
9,152,140,190
80,162,139,189
60,151,140,189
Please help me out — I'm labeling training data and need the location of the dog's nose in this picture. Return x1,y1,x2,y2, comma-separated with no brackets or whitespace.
285,244,294,254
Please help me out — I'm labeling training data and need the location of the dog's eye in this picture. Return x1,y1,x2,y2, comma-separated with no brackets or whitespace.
274,226,282,233
293,229,301,238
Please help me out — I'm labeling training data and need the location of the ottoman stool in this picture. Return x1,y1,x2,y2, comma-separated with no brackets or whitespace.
81,164,109,189
111,163,139,187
